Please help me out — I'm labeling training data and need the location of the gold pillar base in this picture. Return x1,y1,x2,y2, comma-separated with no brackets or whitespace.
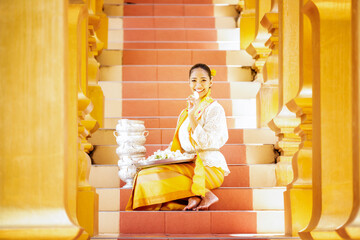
76,232,90,240
300,230,343,240
284,185,312,237
0,223,82,240
77,187,99,237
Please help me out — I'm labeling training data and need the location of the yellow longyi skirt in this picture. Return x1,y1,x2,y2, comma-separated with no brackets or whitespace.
126,162,224,211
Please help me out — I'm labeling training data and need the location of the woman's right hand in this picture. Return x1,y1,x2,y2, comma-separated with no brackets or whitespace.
187,94,196,110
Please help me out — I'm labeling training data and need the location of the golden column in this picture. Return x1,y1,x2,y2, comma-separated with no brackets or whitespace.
284,0,313,235
0,1,83,239
337,0,360,238
299,0,353,239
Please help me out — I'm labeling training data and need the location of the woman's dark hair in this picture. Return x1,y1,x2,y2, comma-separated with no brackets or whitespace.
189,63,211,79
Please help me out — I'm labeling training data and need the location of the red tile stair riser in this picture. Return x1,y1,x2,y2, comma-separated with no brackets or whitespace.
184,5,214,16
121,99,232,117
122,29,220,42
156,42,188,49
187,42,219,50
124,30,156,41
122,66,157,82
121,66,228,81
123,42,157,49
122,50,229,65
123,18,155,28
185,18,215,28
122,82,159,98
119,211,257,234
154,5,184,16
124,5,154,16
119,188,253,211
192,51,227,65
154,17,185,28
122,50,158,65
157,50,192,65
156,29,187,41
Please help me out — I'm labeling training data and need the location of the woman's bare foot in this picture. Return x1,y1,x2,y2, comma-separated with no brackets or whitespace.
194,191,219,211
183,196,201,211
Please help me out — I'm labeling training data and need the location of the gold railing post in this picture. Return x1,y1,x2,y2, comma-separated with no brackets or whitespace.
299,0,353,239
0,1,83,239
267,0,301,187
238,0,256,50
69,1,105,238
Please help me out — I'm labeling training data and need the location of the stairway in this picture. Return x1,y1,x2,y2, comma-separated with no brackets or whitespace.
89,0,294,239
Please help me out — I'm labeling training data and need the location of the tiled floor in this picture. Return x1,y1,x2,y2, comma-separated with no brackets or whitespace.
92,233,298,239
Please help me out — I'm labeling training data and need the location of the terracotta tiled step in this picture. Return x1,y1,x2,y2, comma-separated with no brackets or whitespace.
108,41,241,50
99,81,259,100
89,128,276,146
91,233,298,240
92,144,275,165
104,0,239,4
104,4,238,17
98,210,284,234
109,16,236,29
109,29,240,42
104,116,257,129
97,49,254,66
89,164,276,188
96,187,285,211
105,99,256,118
99,65,253,82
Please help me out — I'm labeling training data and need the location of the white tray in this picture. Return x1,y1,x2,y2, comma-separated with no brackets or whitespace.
135,157,196,169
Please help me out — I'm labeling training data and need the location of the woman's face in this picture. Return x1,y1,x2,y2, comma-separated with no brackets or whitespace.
189,68,213,99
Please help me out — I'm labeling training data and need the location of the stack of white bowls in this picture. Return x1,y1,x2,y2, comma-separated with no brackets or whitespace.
113,119,148,188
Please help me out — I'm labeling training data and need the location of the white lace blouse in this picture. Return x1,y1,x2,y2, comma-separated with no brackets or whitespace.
177,101,230,176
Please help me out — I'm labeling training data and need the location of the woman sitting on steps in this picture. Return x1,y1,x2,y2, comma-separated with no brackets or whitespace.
126,63,230,211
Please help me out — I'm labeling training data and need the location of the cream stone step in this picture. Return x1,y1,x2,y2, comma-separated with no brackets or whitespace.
98,211,119,234
99,81,260,99
108,16,237,29
96,187,285,211
97,210,284,234
108,28,240,42
91,144,275,165
104,4,238,18
96,49,255,66
88,128,276,146
89,164,277,188
99,65,254,82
